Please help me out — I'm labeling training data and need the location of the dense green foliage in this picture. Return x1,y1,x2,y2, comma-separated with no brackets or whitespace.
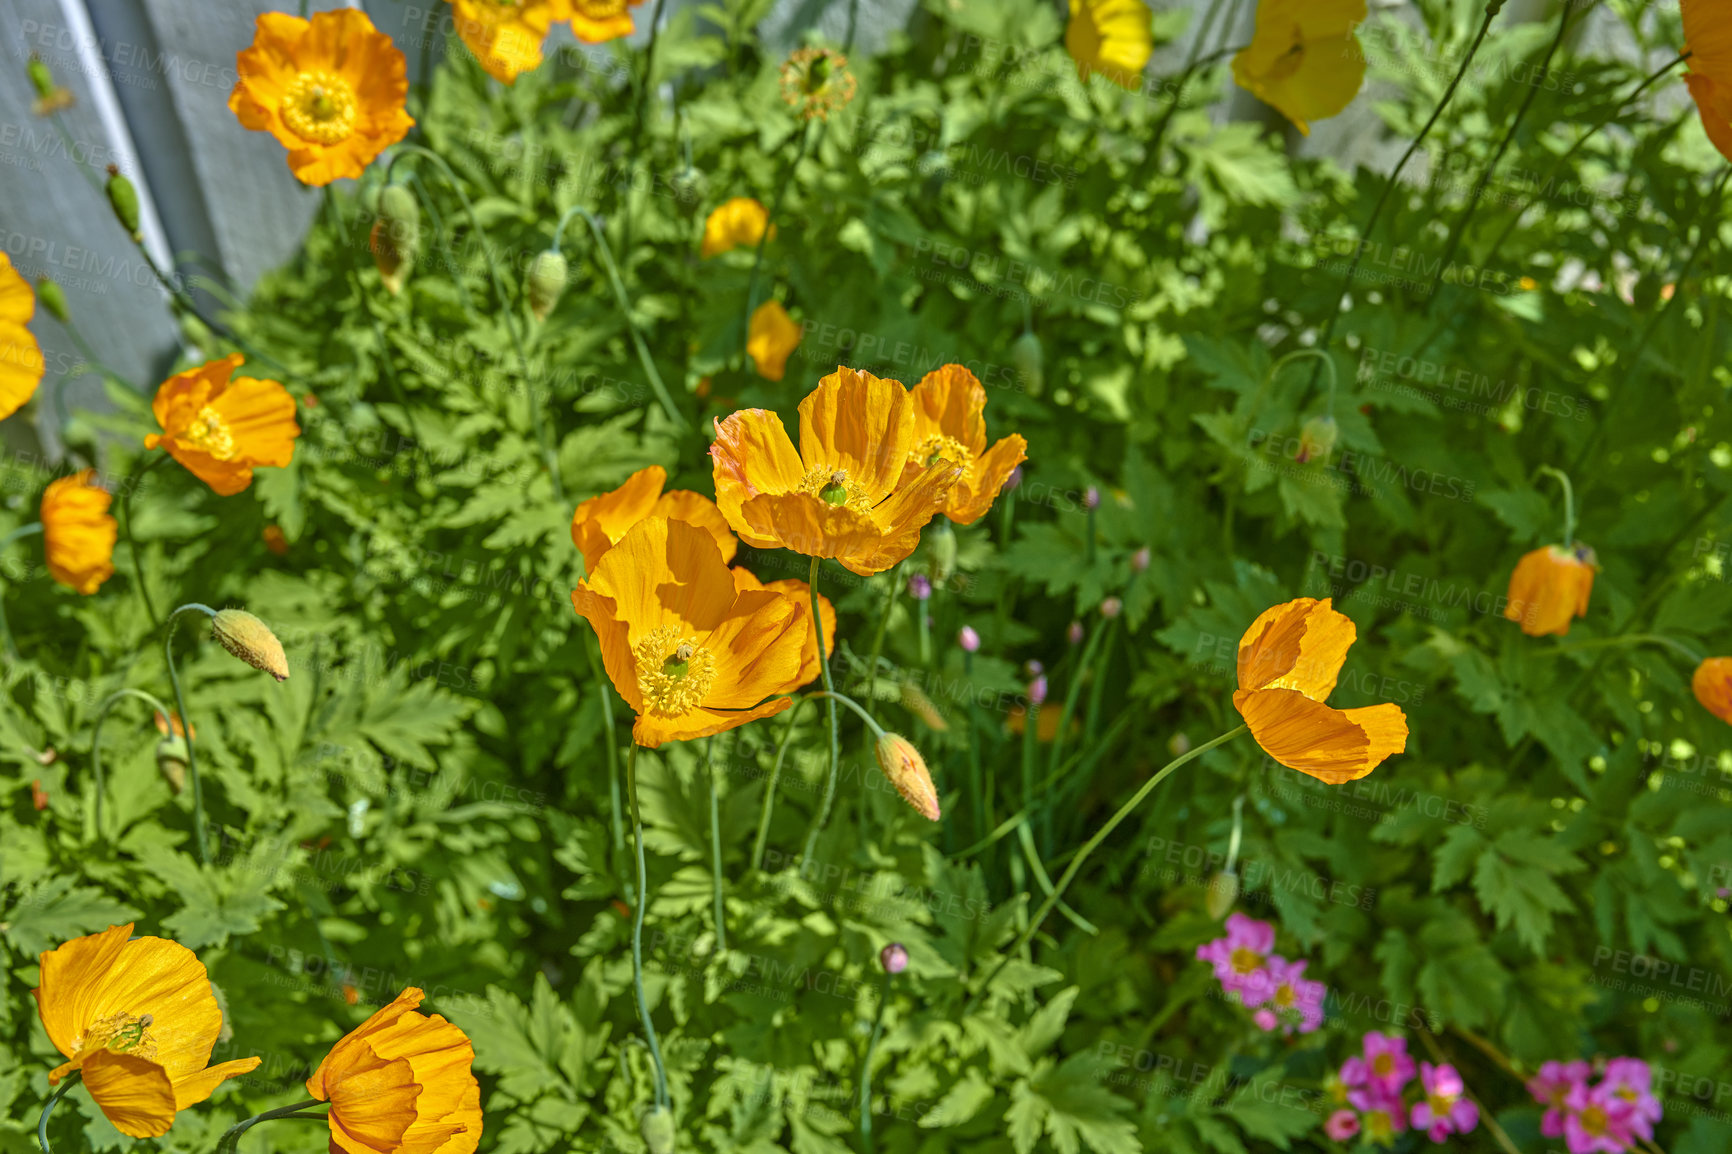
4,0,1732,1151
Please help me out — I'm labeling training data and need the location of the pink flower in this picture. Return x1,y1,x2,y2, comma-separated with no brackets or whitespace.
1253,1008,1278,1032
1527,1059,1590,1138
1410,1062,1479,1143
1195,912,1276,997
1242,956,1325,1035
1348,1083,1408,1145
1342,1032,1416,1097
1563,1079,1638,1154
1601,1058,1661,1140
1324,1109,1360,1141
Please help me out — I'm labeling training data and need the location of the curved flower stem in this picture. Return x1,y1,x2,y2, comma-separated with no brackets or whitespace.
740,121,814,353
1047,617,1109,783
965,724,1248,1012
0,522,43,660
164,603,219,865
1548,633,1704,664
1141,0,1237,169
1536,466,1575,545
751,698,812,871
1309,0,1504,383
861,565,900,687
706,736,727,953
859,968,893,1153
1016,821,1099,935
385,144,566,501
88,688,173,843
554,205,687,430
119,454,166,630
802,557,844,867
213,1098,327,1154
1271,348,1336,414
584,638,626,855
805,689,886,738
37,1071,79,1154
625,742,671,1109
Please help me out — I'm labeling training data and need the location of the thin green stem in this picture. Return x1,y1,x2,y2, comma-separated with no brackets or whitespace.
860,968,892,1153
568,206,687,430
1548,633,1704,664
966,725,1248,1012
802,557,844,866
164,603,219,865
707,736,727,952
626,742,670,1109
1271,348,1337,413
120,455,166,630
213,1098,326,1154
752,698,812,871
585,638,626,855
1047,618,1109,782
1536,466,1575,545
861,566,900,689
37,1072,79,1154
806,690,887,738
0,522,44,660
88,688,173,843
1016,821,1099,935
741,122,814,353
1142,0,1238,167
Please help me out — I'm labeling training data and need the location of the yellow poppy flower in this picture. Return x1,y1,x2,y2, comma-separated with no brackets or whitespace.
747,300,802,382
306,987,481,1154
732,567,835,686
710,367,963,576
1066,0,1154,90
1232,0,1367,135
144,353,300,496
701,198,774,258
572,517,813,746
569,0,646,43
33,925,260,1138
1693,658,1732,724
571,463,737,574
42,469,116,595
448,0,568,84
1232,597,1408,784
228,9,414,186
903,364,1028,525
1683,0,1732,160
1504,544,1595,637
0,252,44,421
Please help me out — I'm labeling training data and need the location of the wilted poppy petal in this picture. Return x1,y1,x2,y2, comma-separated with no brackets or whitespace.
1235,687,1408,784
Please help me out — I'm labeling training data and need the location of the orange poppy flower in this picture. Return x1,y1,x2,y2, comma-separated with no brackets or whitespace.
573,517,814,746
747,300,802,382
448,0,565,84
33,924,260,1138
1683,0,1732,160
1692,658,1732,724
41,469,116,594
701,197,774,258
306,987,481,1154
569,0,647,43
1232,0,1367,135
0,252,44,420
144,353,299,496
571,464,737,574
1232,597,1408,784
902,364,1028,525
1504,544,1596,637
229,9,413,186
710,367,963,576
732,567,835,686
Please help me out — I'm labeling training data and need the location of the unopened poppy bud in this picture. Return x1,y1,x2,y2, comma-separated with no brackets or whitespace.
36,277,68,324
1067,621,1084,645
640,1105,676,1154
880,942,909,974
1205,870,1240,920
525,249,568,323
1012,330,1044,396
875,732,940,821
907,573,931,600
1295,415,1338,463
371,184,420,295
1028,675,1048,707
156,733,189,793
929,520,957,582
1101,597,1122,619
958,625,980,652
1132,546,1150,573
104,165,141,241
900,681,948,731
211,609,289,681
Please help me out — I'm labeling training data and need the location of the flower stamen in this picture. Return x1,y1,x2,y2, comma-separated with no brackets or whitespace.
634,626,716,717
182,405,236,460
281,70,358,145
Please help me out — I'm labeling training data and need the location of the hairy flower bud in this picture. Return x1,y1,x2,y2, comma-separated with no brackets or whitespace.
105,165,140,241
875,733,940,821
900,682,949,732
640,1105,676,1154
1295,415,1338,464
1205,870,1239,920
525,249,569,323
211,609,289,681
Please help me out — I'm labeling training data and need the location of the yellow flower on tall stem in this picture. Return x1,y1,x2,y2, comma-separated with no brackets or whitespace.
702,198,774,258
1233,597,1409,783
573,517,815,747
228,9,413,185
903,364,1028,525
1231,0,1368,135
1505,545,1596,637
0,252,44,421
33,924,260,1138
747,300,802,382
42,469,116,594
1682,0,1732,160
448,0,567,84
710,367,962,576
1066,0,1154,90
569,0,647,43
305,987,481,1154
144,353,300,496
571,464,737,573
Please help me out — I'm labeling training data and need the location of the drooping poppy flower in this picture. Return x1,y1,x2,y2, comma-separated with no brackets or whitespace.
1504,544,1596,637
1683,0,1732,160
1233,597,1408,784
306,987,481,1154
710,367,963,576
33,925,261,1138
229,9,414,186
902,364,1028,525
1065,0,1154,90
747,300,802,382
41,469,116,594
571,464,737,574
1232,0,1367,135
144,353,300,496
448,0,564,84
731,567,834,685
0,252,44,421
701,198,773,258
1692,658,1732,724
569,0,647,43
573,517,814,746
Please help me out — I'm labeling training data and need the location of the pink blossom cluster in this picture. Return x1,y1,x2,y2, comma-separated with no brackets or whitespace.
1194,913,1325,1036
1321,1033,1479,1146
1526,1058,1662,1153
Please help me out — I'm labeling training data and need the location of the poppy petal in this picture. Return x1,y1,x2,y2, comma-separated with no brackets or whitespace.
1236,597,1354,700
571,465,667,573
798,367,913,498
81,1050,178,1139
1235,687,1407,784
